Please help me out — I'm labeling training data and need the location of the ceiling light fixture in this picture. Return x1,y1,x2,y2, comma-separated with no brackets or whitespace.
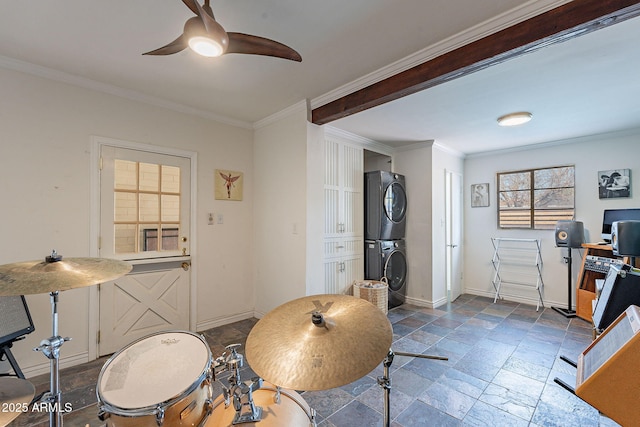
497,112,533,127
184,16,228,57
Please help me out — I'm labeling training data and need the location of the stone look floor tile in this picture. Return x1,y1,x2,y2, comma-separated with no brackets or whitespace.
9,295,622,427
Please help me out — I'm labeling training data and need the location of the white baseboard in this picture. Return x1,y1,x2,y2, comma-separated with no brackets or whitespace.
404,295,448,309
23,352,89,379
463,287,565,309
196,310,255,332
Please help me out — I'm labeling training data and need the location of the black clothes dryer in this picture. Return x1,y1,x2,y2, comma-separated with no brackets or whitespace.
365,171,407,240
365,239,407,308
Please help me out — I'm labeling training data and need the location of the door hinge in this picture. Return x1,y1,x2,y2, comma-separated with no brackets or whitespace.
99,156,103,171
97,330,100,344
98,236,102,250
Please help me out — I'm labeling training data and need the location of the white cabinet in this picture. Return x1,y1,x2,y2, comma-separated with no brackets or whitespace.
324,137,363,294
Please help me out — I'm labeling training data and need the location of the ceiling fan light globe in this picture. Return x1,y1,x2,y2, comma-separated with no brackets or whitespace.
188,36,224,57
184,16,228,57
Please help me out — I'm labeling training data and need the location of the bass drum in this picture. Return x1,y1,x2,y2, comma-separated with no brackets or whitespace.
97,330,212,426
205,382,315,426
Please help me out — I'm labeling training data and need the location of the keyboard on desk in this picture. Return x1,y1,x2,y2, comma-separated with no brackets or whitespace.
584,255,623,274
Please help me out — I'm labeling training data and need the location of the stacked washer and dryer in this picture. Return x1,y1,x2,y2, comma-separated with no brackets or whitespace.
364,171,408,309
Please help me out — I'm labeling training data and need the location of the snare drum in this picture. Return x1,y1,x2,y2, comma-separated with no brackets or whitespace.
97,331,212,426
205,382,315,426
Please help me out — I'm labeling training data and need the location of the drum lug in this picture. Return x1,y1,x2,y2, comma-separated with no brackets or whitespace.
155,406,165,426
310,407,317,427
274,385,281,404
97,407,110,421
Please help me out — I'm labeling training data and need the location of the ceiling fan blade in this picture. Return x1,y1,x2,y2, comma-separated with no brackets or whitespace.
181,0,201,16
143,34,188,55
227,32,302,62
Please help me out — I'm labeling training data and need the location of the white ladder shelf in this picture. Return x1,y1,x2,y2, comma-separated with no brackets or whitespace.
491,237,544,310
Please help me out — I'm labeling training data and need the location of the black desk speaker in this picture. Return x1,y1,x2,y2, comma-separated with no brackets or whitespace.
612,220,640,256
554,220,584,248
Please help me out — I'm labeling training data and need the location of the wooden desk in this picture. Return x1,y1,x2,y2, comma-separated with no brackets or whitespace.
576,243,623,322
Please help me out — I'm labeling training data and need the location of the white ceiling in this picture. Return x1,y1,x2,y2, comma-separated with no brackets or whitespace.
1,0,638,155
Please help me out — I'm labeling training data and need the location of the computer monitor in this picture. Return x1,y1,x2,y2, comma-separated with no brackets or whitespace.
602,208,640,242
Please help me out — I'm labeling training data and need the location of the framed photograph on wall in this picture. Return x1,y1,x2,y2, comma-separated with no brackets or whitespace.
215,169,243,201
598,169,631,199
471,183,490,207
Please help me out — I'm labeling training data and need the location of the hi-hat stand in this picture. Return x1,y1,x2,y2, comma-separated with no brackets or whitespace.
377,350,448,427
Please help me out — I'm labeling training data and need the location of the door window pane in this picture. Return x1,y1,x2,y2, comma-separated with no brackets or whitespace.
114,160,137,190
114,192,137,222
162,165,180,193
139,163,159,192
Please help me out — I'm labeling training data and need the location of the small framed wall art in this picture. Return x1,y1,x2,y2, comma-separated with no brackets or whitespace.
598,169,631,199
471,183,490,207
215,169,243,201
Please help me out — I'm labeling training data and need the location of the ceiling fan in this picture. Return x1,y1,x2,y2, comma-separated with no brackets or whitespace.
143,0,302,62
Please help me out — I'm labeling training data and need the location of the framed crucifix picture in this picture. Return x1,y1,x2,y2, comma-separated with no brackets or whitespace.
215,169,243,201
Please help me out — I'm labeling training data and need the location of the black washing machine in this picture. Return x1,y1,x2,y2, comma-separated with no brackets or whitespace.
365,171,407,240
365,239,407,308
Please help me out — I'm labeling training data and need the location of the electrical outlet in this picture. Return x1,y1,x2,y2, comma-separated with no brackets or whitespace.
208,213,214,225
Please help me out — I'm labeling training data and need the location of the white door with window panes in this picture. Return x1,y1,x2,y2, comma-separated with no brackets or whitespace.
98,145,192,355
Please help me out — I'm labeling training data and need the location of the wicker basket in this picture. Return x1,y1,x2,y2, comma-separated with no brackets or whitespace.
353,278,388,314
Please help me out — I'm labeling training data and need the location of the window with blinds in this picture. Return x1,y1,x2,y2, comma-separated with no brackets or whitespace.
498,165,575,229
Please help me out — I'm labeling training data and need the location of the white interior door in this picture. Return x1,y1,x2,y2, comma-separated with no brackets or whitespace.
445,170,463,302
98,144,192,355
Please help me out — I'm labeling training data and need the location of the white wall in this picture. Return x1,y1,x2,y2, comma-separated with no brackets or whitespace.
464,129,640,307
306,122,327,296
0,67,254,375
394,142,434,304
253,102,309,316
394,142,465,307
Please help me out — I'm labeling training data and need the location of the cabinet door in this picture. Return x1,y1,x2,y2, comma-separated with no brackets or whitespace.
323,137,364,294
324,140,363,237
340,143,363,237
323,254,363,295
324,139,341,238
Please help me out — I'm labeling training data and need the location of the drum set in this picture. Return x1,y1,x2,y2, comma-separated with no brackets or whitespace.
0,253,447,427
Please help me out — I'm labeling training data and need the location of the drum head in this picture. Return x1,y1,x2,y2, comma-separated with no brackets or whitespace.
98,331,210,410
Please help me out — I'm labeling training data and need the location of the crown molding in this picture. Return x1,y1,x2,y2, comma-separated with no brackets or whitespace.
253,99,309,129
465,126,640,159
325,125,394,155
393,140,435,153
434,142,466,159
310,0,571,110
0,54,253,130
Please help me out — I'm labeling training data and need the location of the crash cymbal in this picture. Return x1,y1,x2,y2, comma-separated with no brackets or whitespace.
245,294,392,391
0,251,132,296
0,377,35,427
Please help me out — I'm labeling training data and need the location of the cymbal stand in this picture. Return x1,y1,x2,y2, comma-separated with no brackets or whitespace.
377,349,448,427
213,343,263,424
33,291,71,427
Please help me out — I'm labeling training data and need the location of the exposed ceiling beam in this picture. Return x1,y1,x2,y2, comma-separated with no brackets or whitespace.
311,0,640,125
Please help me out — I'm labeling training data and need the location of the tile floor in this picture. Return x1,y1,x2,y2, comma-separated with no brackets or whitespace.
8,294,620,426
